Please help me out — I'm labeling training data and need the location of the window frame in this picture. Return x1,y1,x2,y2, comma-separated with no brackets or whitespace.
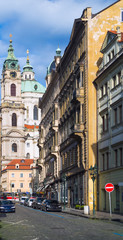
11,84,16,96
12,143,17,152
20,183,23,188
12,113,17,126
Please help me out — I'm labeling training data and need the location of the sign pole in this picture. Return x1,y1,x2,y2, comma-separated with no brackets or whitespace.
109,192,112,219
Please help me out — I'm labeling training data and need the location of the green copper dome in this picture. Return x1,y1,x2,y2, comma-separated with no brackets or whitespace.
23,58,33,72
3,38,19,71
56,46,61,57
21,80,45,93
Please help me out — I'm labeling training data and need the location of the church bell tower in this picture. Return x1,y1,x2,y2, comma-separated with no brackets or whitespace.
1,35,25,169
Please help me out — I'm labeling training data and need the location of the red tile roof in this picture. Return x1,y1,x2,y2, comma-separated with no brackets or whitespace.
24,124,39,129
2,159,34,171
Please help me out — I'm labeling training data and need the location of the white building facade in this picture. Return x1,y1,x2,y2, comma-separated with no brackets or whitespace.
94,28,123,214
1,38,45,192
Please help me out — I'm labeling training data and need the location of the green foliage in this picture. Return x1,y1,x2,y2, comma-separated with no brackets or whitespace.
75,205,84,210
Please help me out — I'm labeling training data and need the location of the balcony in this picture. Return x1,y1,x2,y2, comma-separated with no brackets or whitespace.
71,87,84,103
52,119,58,131
51,145,58,156
70,122,84,138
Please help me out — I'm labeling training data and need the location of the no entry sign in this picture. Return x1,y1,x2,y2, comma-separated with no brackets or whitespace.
105,183,114,193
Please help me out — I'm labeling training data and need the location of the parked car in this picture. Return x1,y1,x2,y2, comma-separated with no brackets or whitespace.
41,199,62,212
20,196,28,205
24,198,29,206
32,197,46,209
27,198,35,207
0,200,15,213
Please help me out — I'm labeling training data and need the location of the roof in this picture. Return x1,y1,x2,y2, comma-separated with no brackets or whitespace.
101,29,123,53
23,58,33,72
2,159,34,171
47,60,56,75
21,80,46,93
24,124,39,129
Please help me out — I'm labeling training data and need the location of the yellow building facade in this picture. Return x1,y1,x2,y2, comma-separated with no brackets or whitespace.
38,0,123,212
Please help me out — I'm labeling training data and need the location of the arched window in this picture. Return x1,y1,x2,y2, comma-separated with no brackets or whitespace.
12,113,17,126
11,84,16,96
26,153,30,159
33,105,38,120
12,143,17,152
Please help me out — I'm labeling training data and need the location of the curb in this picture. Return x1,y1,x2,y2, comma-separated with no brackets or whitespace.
62,210,123,223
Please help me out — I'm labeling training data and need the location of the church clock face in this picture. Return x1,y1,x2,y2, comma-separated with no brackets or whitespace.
10,71,17,78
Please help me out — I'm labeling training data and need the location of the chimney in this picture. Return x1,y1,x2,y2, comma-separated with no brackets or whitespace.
116,26,121,41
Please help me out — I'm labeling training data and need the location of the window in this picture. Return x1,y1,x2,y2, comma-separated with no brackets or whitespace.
119,105,122,124
11,183,15,188
118,71,121,84
11,84,16,96
20,183,23,188
29,74,31,79
102,154,105,171
119,148,122,166
106,152,109,170
29,183,32,188
113,75,116,88
105,113,108,131
115,149,118,167
12,113,17,126
20,173,23,178
107,53,111,62
104,83,107,95
27,143,30,147
16,164,19,169
11,173,15,178
111,49,114,58
100,86,103,98
114,108,117,125
26,153,30,159
33,105,38,120
25,75,27,79
12,143,17,152
29,173,32,178
102,116,105,132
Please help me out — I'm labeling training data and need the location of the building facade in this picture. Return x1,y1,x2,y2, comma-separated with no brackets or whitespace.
38,47,61,199
38,0,123,211
2,159,33,193
94,28,123,214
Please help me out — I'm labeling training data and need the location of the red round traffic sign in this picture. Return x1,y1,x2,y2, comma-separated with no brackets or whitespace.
105,183,114,192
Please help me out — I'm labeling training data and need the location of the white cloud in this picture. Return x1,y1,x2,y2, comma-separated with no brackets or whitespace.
0,0,115,84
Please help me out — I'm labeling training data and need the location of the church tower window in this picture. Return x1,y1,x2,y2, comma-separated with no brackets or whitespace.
12,143,17,152
26,153,30,158
12,113,17,126
33,105,38,120
11,84,16,96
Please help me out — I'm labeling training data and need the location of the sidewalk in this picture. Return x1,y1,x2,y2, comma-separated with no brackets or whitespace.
62,207,123,223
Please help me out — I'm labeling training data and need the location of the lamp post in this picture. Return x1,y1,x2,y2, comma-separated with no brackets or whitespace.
62,173,66,210
89,164,97,215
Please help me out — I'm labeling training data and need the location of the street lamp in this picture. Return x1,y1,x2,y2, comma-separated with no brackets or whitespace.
62,173,66,210
89,164,97,215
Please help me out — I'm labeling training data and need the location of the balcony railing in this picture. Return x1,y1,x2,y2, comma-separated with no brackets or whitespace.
71,87,84,103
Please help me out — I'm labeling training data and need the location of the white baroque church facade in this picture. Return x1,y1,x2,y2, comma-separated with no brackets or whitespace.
1,37,45,191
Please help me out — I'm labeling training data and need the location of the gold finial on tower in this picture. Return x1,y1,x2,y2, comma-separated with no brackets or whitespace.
9,34,12,43
27,49,29,61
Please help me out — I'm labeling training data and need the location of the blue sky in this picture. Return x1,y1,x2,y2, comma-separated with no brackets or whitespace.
0,0,116,87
